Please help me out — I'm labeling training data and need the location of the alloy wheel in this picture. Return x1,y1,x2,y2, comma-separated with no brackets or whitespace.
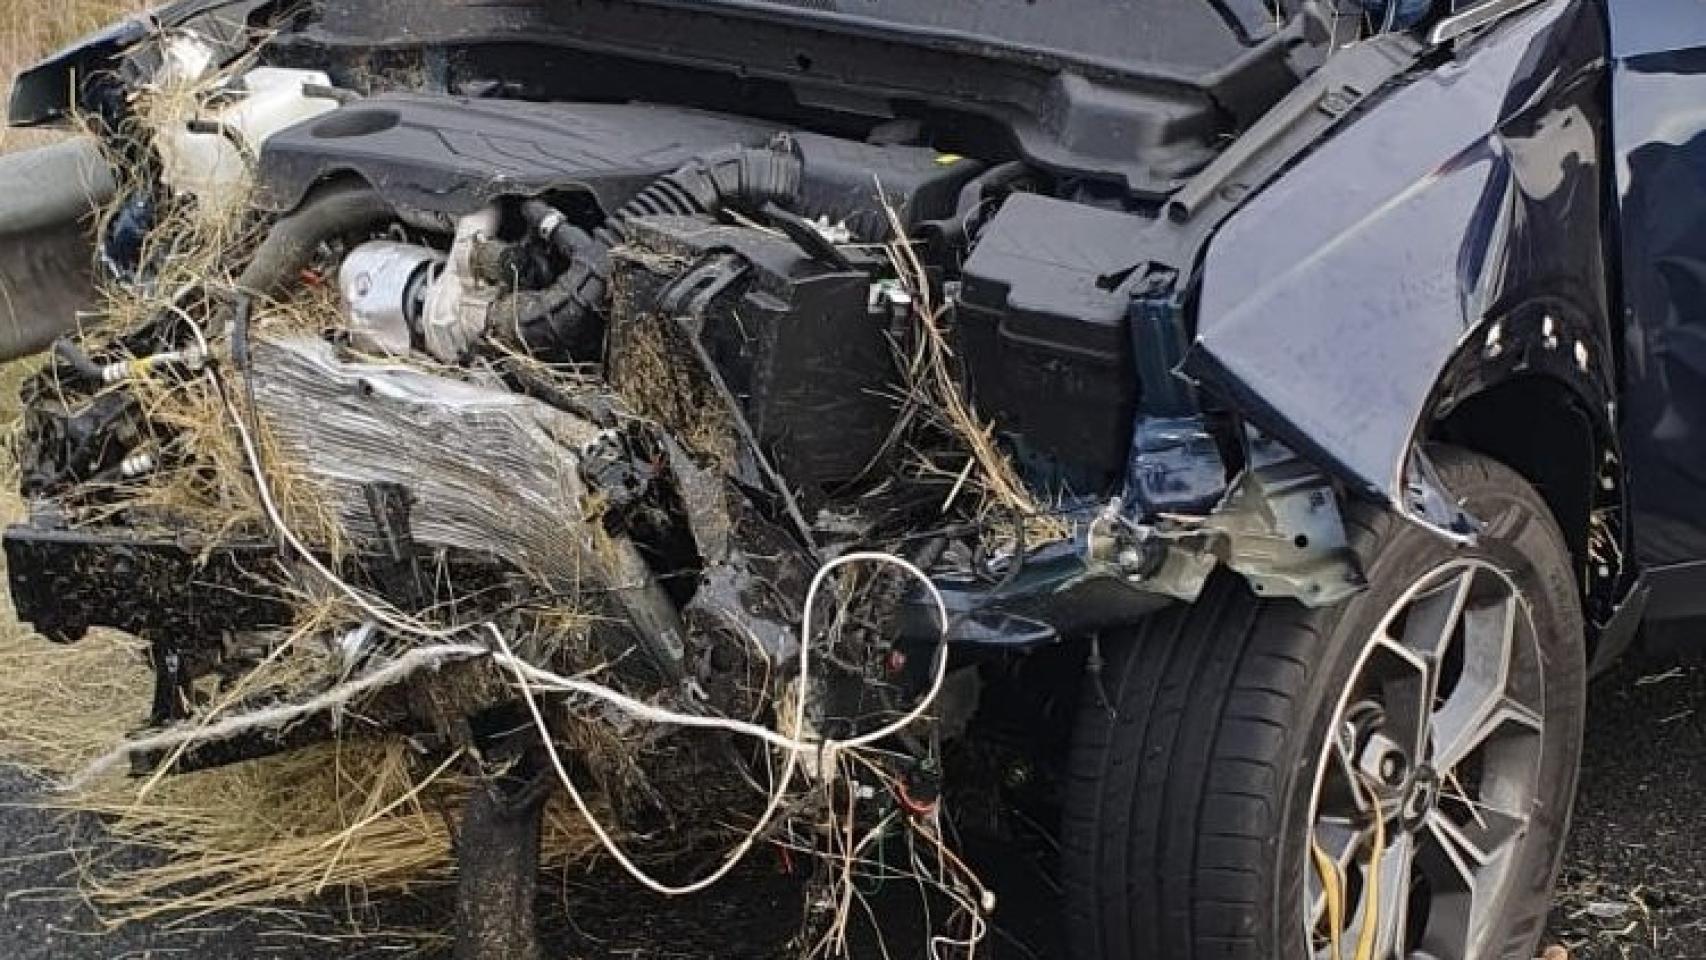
1305,560,1545,960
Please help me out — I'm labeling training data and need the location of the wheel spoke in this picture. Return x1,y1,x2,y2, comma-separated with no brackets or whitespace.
1318,831,1416,960
1372,567,1475,765
1433,791,1529,867
1431,592,1522,772
1395,569,1475,666
1415,809,1508,957
1371,633,1435,768
1434,694,1542,777
1319,723,1378,817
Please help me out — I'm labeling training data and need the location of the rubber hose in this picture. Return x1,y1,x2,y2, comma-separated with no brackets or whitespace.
239,179,395,298
52,338,107,383
917,159,1026,250
520,199,594,258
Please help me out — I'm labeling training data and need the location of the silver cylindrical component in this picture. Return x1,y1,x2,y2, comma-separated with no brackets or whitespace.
420,207,502,363
339,241,445,356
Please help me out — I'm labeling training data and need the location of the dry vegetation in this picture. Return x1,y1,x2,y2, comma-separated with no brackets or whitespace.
0,4,605,938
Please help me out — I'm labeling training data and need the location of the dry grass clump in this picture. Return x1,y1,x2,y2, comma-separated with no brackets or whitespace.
0,627,146,772
255,275,347,337
88,72,270,334
0,625,607,927
604,260,742,470
64,740,604,925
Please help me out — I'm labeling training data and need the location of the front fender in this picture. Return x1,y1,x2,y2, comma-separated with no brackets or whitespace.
1187,0,1616,523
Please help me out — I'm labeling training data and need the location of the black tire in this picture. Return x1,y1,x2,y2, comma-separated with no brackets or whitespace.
1061,448,1586,960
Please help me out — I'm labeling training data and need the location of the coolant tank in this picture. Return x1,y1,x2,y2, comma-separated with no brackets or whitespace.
157,68,343,207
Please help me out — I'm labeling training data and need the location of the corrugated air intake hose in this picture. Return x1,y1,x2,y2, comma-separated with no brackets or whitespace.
501,137,804,358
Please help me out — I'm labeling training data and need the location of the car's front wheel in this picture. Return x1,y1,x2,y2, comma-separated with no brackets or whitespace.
1062,448,1586,960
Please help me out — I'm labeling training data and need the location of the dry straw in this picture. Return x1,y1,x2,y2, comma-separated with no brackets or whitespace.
0,624,608,928
0,31,604,931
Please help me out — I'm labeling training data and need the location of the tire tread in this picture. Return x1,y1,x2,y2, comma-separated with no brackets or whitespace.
1061,448,1581,960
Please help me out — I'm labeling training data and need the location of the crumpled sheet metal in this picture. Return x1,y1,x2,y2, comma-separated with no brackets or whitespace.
248,335,687,667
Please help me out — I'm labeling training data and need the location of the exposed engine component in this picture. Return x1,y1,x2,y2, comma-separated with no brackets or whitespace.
420,208,503,362
608,215,899,491
956,193,1149,490
498,139,807,358
248,335,691,675
786,132,983,240
339,241,443,356
257,96,984,235
156,66,344,207
323,134,940,365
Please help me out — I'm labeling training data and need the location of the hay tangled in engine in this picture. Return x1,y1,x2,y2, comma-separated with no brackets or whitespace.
0,23,1057,956
29,49,350,552
0,48,620,932
877,207,1070,548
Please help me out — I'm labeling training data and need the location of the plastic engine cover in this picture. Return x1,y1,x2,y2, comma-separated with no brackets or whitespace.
259,95,782,216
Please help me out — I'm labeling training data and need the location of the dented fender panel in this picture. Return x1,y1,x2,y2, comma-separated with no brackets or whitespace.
1188,0,1617,523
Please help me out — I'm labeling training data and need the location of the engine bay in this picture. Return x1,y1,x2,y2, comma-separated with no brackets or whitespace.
0,4,1385,952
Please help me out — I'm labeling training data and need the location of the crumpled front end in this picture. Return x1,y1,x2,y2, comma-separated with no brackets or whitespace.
1,0,1605,953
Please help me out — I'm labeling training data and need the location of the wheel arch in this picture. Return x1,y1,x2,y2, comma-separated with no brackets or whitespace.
1430,373,1598,582
1423,304,1629,659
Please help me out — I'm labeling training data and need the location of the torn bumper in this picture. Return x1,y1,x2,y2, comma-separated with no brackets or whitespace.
3,526,290,644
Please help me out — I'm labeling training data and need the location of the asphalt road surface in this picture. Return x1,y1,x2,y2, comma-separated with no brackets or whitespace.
4,638,1704,959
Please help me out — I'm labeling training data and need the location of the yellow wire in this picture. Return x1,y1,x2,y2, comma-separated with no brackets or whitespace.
1350,774,1387,960
1312,771,1391,960
1310,839,1346,960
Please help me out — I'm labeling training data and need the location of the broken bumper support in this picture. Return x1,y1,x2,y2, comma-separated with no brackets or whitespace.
4,525,292,644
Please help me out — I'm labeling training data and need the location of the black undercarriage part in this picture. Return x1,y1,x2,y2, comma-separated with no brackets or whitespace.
3,527,292,644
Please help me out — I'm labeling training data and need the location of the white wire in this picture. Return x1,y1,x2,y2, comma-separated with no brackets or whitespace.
213,367,954,896
69,642,490,789
500,550,946,896
498,624,794,895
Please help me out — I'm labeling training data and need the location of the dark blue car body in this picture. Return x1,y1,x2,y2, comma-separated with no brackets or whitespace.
1191,0,1706,661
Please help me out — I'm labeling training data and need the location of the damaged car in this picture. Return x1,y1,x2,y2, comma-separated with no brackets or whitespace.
3,0,1701,957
